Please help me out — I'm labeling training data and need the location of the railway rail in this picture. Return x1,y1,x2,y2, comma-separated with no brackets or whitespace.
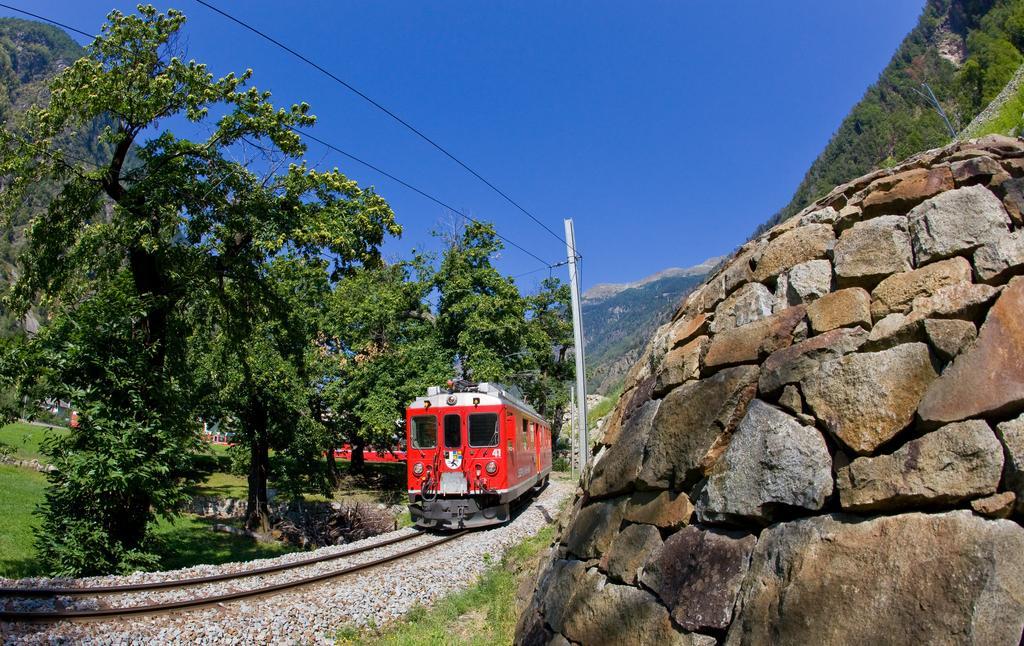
0,529,467,622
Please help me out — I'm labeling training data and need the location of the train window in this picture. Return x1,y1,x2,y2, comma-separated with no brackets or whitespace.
411,416,437,448
444,414,462,448
469,413,499,447
521,418,528,448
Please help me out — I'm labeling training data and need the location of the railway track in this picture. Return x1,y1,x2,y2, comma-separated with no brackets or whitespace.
0,529,467,622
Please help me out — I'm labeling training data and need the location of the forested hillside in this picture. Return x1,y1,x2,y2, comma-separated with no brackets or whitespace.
758,0,1024,234
0,19,110,334
582,270,709,394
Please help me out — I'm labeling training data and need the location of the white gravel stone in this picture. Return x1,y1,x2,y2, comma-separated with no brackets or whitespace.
1,479,572,645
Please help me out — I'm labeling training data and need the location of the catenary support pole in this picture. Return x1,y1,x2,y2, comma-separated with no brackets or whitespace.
564,219,589,473
569,384,576,480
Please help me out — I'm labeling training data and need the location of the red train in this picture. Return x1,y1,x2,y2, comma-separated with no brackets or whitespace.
329,444,407,463
405,381,552,529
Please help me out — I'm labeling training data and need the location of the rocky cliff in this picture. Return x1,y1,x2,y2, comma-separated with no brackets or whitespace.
516,135,1024,645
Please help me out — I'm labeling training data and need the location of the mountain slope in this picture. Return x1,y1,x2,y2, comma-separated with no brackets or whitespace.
757,0,1024,235
582,259,720,395
0,19,112,335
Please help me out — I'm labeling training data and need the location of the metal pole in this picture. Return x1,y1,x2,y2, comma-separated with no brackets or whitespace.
569,385,576,481
564,218,589,472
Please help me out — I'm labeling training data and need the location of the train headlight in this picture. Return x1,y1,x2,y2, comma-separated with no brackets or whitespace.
413,462,424,476
485,460,498,475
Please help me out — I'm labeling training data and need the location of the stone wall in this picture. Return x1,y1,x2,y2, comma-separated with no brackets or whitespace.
516,135,1024,645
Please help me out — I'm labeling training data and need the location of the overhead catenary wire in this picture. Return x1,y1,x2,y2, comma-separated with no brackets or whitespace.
0,2,560,272
0,2,93,39
191,0,577,257
292,127,555,268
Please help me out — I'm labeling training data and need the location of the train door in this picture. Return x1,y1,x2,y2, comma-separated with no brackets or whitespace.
533,421,542,473
441,412,466,493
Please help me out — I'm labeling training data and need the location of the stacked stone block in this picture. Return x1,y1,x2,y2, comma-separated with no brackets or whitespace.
517,135,1024,646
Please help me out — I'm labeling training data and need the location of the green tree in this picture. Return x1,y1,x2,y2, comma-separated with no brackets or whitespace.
0,6,397,569
435,222,530,382
519,277,574,443
435,222,575,434
326,259,450,471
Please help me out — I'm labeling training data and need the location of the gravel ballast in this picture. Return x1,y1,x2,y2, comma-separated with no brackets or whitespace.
1,478,571,644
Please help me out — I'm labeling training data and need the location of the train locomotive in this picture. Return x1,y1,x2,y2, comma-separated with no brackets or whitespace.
405,381,552,529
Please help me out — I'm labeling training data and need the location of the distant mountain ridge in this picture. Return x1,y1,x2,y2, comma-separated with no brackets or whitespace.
582,258,720,395
583,256,724,304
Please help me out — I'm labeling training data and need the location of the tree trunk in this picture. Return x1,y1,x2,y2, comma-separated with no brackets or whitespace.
351,436,366,473
325,442,339,487
550,402,565,446
245,401,271,533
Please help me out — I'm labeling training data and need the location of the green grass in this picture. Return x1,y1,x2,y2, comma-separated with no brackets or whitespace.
189,458,406,505
337,522,558,645
0,462,300,578
152,515,300,570
588,384,624,430
0,464,48,578
0,421,67,462
189,470,249,499
970,74,1024,138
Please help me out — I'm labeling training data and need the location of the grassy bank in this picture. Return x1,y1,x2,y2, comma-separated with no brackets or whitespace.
0,464,48,578
0,462,300,579
337,522,558,645
0,422,66,462
0,422,406,578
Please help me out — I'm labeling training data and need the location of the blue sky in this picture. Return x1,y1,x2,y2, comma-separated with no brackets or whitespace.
6,1,925,292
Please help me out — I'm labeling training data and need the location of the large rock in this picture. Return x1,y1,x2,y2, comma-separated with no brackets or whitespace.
605,523,662,584
559,567,712,646
669,313,709,348
971,491,1016,519
805,287,871,334
973,230,1024,283
918,277,1024,423
752,224,835,283
835,420,1003,512
725,511,1024,646
799,206,839,226
997,176,1024,226
801,343,938,454
908,184,1012,265
864,312,925,350
681,278,727,319
641,526,757,632
541,559,587,635
869,256,973,319
704,305,805,369
564,498,627,559
951,154,1009,186
623,490,694,530
711,282,775,333
858,166,954,217
996,413,1024,514
758,327,867,394
923,318,977,361
721,242,765,296
697,400,832,524
907,281,999,321
775,259,832,308
833,215,913,287
589,401,660,498
638,366,759,491
654,336,708,396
